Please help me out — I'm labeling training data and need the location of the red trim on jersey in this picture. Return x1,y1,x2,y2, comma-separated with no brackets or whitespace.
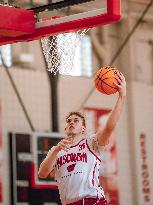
86,139,101,162
66,196,107,205
70,138,85,148
92,162,97,186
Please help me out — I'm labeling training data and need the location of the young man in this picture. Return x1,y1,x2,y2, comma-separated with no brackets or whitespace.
38,72,126,205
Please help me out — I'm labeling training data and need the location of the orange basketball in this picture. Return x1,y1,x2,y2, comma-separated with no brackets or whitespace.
94,66,120,95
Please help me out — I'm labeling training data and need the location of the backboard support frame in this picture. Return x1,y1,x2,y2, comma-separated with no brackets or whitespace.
31,132,65,189
28,0,95,13
0,0,120,45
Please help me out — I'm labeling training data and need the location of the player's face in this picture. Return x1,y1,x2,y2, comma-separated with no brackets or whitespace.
65,115,85,135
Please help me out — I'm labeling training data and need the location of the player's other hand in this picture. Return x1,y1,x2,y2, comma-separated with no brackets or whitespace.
114,72,126,98
55,138,73,152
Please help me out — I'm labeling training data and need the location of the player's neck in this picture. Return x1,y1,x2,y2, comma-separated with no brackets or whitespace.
68,133,85,144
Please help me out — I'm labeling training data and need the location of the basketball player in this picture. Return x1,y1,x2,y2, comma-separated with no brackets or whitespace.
38,72,126,205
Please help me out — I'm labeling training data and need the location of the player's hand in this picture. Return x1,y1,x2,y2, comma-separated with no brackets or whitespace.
114,72,126,98
55,138,73,152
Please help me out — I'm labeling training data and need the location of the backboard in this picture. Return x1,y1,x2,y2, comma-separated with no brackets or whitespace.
0,0,120,45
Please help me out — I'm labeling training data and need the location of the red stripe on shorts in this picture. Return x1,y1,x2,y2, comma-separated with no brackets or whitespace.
66,197,107,205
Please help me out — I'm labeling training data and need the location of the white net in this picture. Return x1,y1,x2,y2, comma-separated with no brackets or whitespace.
41,29,90,75
0,44,12,67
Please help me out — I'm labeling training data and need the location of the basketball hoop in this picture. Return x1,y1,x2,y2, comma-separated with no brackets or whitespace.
41,28,90,75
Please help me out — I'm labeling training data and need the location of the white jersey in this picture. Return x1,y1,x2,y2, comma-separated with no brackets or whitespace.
54,135,105,205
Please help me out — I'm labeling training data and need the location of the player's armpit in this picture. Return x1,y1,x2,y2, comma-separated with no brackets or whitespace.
93,134,106,152
87,134,105,154
95,124,112,147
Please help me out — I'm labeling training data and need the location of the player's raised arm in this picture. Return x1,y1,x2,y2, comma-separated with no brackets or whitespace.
96,72,126,146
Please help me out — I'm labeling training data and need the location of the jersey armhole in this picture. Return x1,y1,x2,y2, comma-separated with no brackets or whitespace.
86,139,101,162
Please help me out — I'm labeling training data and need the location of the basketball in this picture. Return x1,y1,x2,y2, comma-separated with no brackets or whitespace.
94,66,120,95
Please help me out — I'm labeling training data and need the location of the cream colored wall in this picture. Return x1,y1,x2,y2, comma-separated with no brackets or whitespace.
0,0,153,205
127,17,153,205
132,82,153,205
0,67,51,205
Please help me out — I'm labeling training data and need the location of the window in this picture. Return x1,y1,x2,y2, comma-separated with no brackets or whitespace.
0,44,12,67
58,33,93,77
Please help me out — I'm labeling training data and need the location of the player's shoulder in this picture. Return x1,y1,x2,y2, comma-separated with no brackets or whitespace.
85,133,97,150
85,133,97,144
86,133,105,153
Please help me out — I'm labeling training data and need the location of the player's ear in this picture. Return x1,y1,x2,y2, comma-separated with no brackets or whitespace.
82,126,86,133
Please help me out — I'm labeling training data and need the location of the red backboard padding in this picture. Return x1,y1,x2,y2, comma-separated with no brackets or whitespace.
0,13,120,45
0,6,35,37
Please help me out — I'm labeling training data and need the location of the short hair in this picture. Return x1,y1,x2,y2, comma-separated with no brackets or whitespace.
66,112,86,127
